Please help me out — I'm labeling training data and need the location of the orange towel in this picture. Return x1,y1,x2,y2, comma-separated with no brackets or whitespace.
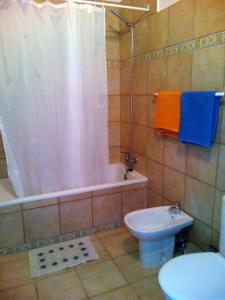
154,91,181,138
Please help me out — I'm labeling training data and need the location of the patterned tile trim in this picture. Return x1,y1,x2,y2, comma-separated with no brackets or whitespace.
0,220,124,257
120,30,225,66
106,59,122,68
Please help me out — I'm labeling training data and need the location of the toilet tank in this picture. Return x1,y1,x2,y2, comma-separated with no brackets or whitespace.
219,196,225,256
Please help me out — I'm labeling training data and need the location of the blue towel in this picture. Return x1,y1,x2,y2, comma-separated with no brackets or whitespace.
178,91,220,148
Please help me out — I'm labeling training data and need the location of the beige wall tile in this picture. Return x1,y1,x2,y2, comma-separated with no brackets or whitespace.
109,122,120,147
194,0,225,38
146,128,165,163
22,198,58,210
36,271,86,300
93,187,121,197
168,0,194,45
133,153,148,176
0,204,21,214
122,181,148,192
23,205,60,241
78,261,127,297
191,45,225,91
148,9,168,51
164,167,185,205
93,193,122,225
164,138,187,173
108,96,120,122
167,52,192,90
120,96,130,123
106,10,120,32
213,189,224,232
133,96,148,126
134,17,148,56
185,176,215,226
133,63,147,95
216,144,225,191
147,58,167,94
0,211,24,248
120,66,130,96
0,259,30,291
120,31,131,61
0,283,37,300
122,188,148,216
133,125,147,156
0,134,5,159
147,159,163,194
60,198,92,233
148,189,163,207
106,32,120,60
211,230,220,250
107,67,120,95
120,122,130,148
219,103,225,144
109,146,121,163
0,159,8,178
59,192,91,204
186,143,219,185
190,219,212,251
147,96,156,128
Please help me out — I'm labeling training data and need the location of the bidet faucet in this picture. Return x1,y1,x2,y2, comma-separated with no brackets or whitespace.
168,202,181,215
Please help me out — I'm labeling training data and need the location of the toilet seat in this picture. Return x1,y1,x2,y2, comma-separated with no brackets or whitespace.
158,252,225,300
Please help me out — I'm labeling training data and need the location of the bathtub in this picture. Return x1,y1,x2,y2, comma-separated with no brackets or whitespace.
0,163,148,208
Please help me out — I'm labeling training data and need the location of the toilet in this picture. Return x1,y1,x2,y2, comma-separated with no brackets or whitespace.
158,196,225,300
124,206,193,268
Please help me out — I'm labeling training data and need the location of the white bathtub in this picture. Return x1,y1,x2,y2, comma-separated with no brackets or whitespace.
0,163,148,208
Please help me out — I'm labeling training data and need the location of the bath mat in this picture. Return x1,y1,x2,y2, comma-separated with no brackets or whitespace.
28,237,99,278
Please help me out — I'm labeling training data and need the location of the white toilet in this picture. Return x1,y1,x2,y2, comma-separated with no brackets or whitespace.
158,196,225,300
124,205,193,268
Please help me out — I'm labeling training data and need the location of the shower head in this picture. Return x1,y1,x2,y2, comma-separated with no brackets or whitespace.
110,10,133,27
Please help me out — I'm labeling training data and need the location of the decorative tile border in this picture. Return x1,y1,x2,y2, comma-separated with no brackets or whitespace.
120,30,225,67
0,220,124,257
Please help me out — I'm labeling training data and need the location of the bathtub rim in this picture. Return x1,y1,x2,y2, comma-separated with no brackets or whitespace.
0,163,148,208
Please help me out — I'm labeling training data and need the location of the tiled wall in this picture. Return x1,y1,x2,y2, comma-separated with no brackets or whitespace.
0,183,148,252
120,0,225,251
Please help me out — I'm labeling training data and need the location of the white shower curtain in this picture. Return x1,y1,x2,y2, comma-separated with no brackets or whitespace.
0,0,109,197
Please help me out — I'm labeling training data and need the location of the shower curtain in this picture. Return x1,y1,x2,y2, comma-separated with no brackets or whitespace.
0,0,109,197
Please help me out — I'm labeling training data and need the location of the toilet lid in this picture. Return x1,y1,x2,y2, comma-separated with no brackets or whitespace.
158,252,225,300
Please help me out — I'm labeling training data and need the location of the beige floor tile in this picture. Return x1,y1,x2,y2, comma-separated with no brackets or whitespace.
36,270,87,300
0,259,30,291
77,260,127,297
131,276,164,300
90,285,139,300
0,252,28,264
96,227,127,240
114,252,158,283
100,233,138,258
0,283,37,300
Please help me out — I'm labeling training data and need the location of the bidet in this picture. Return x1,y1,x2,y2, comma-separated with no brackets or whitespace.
124,206,193,268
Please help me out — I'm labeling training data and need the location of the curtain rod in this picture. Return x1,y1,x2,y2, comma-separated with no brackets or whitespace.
68,0,150,11
152,92,225,97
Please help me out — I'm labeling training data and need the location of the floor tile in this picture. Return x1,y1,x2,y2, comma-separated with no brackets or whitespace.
0,252,28,264
131,276,164,300
100,233,138,258
0,258,30,291
0,283,37,300
90,285,139,300
36,270,87,300
114,252,158,283
78,260,127,297
96,227,127,240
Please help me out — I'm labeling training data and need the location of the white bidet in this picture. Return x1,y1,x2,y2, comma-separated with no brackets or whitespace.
124,206,193,268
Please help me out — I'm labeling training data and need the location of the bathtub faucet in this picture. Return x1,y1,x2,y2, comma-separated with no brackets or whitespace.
124,151,137,172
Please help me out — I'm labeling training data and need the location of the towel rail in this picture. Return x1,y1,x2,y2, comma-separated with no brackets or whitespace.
152,92,224,97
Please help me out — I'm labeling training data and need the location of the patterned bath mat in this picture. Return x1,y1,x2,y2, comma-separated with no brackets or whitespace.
28,237,99,278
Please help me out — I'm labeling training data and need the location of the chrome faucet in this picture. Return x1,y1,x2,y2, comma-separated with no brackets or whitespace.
124,151,137,172
168,202,181,215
